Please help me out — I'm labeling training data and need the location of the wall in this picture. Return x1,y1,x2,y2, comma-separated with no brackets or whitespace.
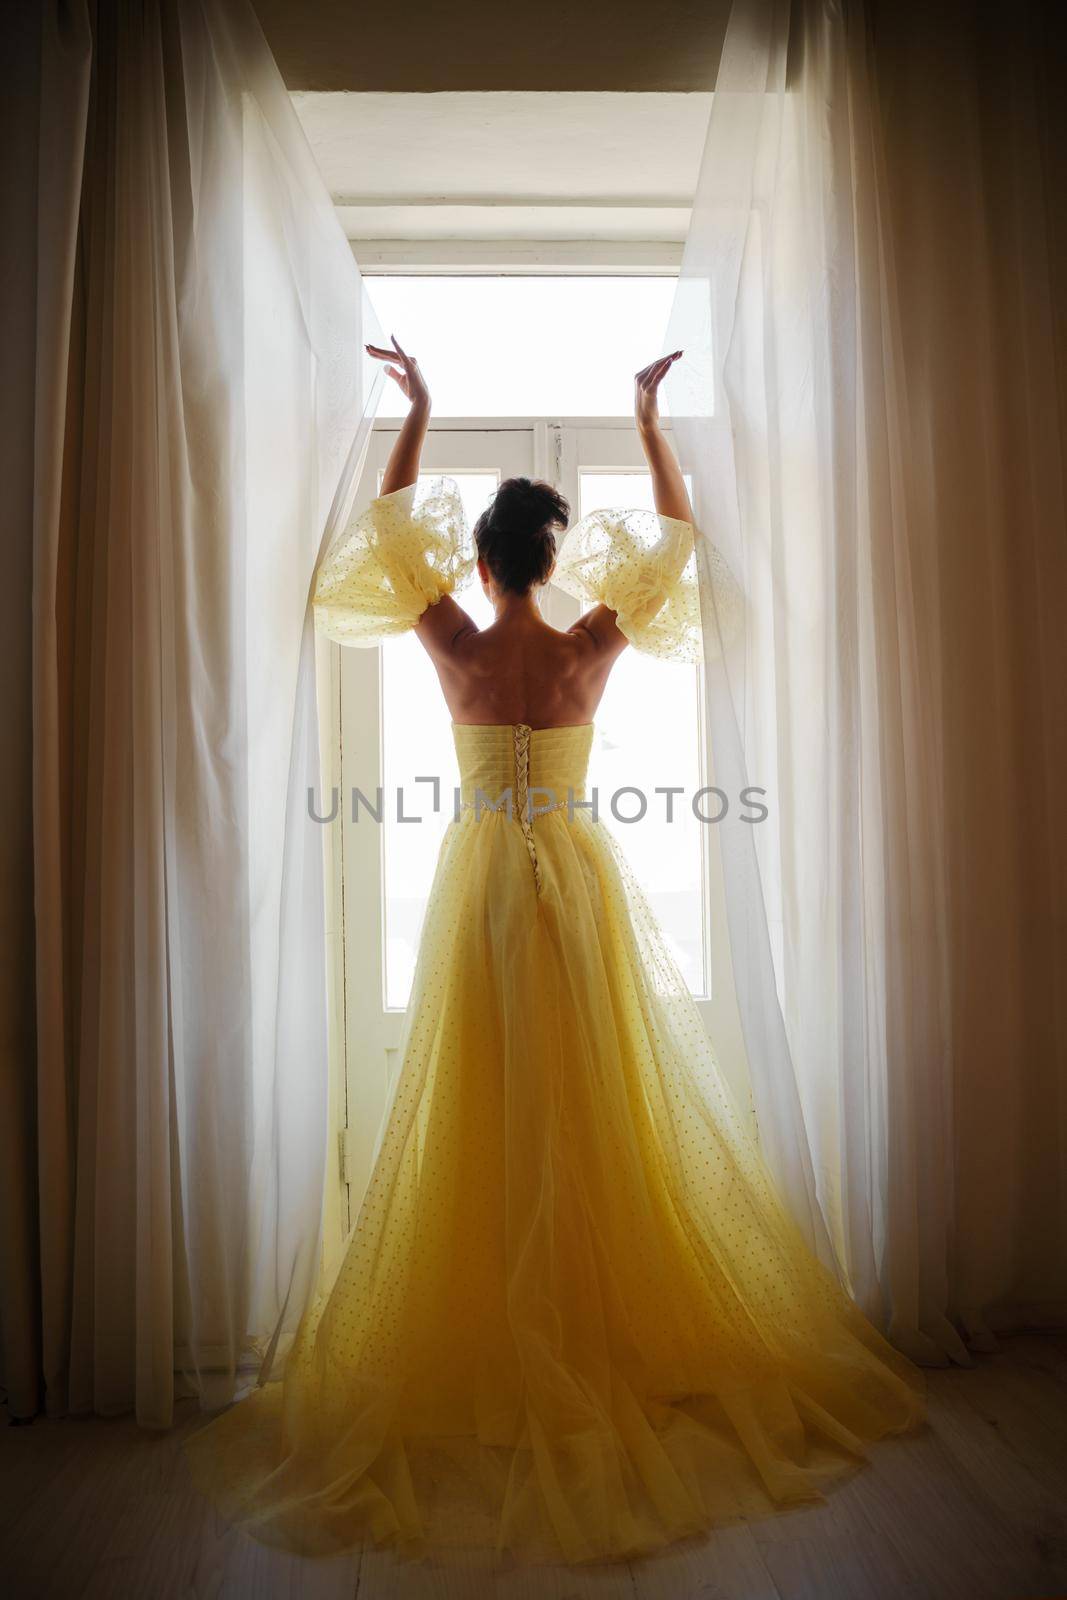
254,0,730,92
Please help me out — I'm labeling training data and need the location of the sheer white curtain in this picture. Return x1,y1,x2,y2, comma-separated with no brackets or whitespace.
668,0,1066,1364
11,0,380,1425
667,0,953,1361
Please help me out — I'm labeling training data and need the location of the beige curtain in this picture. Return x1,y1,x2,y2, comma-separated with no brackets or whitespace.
1,0,379,1425
0,0,64,1425
872,0,1067,1342
667,0,1066,1363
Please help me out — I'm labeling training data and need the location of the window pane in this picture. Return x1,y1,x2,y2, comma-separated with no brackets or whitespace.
579,471,707,996
379,466,707,1006
367,277,676,418
380,473,495,1008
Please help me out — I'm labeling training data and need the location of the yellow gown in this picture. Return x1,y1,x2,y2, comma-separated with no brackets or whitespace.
185,478,924,1564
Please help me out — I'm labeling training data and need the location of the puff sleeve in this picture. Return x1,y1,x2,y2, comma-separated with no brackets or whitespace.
314,476,475,647
552,508,743,662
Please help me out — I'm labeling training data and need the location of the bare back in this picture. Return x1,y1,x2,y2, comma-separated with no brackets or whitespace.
366,337,691,731
414,593,627,729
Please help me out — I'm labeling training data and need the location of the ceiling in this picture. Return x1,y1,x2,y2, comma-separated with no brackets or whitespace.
259,0,724,266
255,0,730,93
292,92,711,258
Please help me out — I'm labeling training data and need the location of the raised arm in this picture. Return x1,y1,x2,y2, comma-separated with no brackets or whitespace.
368,336,431,494
564,350,693,660
366,335,478,658
634,351,693,524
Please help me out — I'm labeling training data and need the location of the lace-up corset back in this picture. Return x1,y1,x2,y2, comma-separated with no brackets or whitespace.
452,723,593,811
453,723,594,896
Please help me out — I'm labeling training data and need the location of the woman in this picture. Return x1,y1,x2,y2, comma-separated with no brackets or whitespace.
186,339,924,1565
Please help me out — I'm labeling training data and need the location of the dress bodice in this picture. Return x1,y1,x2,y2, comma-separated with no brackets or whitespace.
452,723,594,813
452,723,595,897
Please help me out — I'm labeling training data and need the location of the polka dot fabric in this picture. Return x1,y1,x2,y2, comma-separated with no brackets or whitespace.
187,503,924,1566
313,476,474,646
552,505,744,662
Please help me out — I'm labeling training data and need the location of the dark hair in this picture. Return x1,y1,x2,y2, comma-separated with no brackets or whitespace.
473,477,570,596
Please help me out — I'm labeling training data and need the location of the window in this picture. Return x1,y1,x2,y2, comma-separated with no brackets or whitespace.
380,472,498,1008
577,470,706,995
329,274,737,1212
377,455,706,1010
339,417,710,1012
366,276,677,417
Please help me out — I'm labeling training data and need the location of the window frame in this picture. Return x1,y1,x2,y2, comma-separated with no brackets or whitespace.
324,416,746,1235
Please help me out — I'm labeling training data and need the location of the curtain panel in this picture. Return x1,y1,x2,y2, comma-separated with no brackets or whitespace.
871,0,1067,1344
2,0,379,1425
667,0,1066,1363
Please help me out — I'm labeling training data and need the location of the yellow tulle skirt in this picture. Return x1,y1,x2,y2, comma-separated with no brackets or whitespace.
186,724,925,1565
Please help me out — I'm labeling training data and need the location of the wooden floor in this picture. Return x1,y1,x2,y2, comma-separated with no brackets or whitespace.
2,1332,1066,1600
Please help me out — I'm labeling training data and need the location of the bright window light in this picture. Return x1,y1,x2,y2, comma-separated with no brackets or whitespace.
579,472,707,997
361,275,707,1010
380,473,497,1009
365,276,676,417
378,468,707,1009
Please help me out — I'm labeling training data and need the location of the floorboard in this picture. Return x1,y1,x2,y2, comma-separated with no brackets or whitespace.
3,1334,1066,1600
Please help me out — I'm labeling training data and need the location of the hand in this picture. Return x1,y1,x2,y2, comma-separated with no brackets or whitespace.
634,350,682,433
367,335,430,412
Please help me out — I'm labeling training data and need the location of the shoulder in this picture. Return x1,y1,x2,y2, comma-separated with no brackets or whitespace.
565,603,629,660
414,594,479,658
